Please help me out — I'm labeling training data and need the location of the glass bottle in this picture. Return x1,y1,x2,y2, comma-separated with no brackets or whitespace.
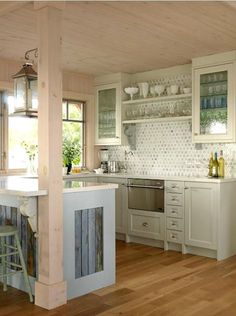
212,152,219,178
218,150,225,178
208,152,213,177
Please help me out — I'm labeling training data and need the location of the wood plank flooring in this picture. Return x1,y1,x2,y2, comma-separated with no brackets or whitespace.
1,240,236,315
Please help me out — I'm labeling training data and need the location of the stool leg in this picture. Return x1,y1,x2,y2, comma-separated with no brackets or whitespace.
14,233,33,303
1,236,7,291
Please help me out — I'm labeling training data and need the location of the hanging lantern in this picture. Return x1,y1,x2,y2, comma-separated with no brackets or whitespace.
12,49,38,117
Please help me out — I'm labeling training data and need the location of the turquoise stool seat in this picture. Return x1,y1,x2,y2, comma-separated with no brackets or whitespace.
0,225,33,302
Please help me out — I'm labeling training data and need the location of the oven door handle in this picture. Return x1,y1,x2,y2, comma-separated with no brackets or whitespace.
127,184,164,190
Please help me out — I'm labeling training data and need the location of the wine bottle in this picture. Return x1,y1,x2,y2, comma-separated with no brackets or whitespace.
218,150,225,178
212,152,219,178
208,152,213,177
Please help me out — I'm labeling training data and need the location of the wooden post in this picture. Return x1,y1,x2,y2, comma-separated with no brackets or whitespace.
34,3,67,310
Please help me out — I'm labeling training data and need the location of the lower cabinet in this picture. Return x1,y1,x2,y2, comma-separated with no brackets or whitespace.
98,177,127,234
128,209,164,240
184,182,218,250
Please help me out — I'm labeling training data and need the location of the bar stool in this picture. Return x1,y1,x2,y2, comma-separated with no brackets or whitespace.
0,225,33,302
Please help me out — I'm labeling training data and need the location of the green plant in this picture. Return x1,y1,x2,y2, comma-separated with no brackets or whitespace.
62,136,81,166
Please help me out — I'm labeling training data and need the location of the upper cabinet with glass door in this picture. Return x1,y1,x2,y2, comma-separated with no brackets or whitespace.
192,51,236,143
95,82,122,145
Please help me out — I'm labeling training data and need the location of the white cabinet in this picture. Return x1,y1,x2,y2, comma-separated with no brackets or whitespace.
184,182,217,250
95,83,122,145
165,180,184,245
98,177,127,234
192,51,236,143
128,209,164,240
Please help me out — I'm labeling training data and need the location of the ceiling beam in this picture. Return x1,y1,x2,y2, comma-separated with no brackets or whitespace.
0,1,28,17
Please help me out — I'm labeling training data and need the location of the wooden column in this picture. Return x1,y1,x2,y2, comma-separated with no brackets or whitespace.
34,3,67,310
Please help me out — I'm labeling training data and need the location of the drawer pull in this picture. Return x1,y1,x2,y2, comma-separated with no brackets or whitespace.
171,197,177,201
171,210,177,214
171,234,177,239
171,185,177,189
171,222,177,226
142,222,149,227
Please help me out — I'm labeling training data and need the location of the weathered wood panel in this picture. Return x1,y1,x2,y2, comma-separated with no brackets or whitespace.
75,207,103,279
0,205,36,277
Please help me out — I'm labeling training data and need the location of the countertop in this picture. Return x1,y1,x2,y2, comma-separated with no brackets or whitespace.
64,172,236,183
0,176,118,197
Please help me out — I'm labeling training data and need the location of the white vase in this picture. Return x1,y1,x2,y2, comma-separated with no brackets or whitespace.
138,82,149,98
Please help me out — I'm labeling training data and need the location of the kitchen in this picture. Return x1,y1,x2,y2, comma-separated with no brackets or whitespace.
1,1,236,315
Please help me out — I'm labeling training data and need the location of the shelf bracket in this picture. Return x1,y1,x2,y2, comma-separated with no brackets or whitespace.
123,124,136,150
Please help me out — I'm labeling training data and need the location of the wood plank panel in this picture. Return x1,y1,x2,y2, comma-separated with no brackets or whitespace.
74,207,104,279
0,205,36,277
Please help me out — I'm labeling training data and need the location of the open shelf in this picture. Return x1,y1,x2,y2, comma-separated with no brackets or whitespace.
122,93,192,105
122,116,192,124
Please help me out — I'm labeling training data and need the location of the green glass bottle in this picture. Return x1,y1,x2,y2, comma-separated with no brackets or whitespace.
212,152,219,178
208,152,213,177
218,150,225,178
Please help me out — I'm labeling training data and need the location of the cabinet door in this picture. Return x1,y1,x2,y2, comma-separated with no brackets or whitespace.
128,209,164,240
95,83,121,145
193,63,235,143
98,177,127,234
184,182,217,250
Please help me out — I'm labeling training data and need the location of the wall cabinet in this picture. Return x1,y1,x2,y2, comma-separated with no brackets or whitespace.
95,83,122,145
192,51,236,143
184,182,217,250
98,177,127,234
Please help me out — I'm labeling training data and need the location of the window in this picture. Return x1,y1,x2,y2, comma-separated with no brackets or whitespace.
8,95,38,170
0,95,85,172
62,99,85,167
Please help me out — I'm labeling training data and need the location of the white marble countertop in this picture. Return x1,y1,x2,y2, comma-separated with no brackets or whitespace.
0,176,47,196
64,172,236,183
63,180,118,193
0,176,118,196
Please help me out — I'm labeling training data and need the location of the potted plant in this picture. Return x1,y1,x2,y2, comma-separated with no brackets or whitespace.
62,136,81,174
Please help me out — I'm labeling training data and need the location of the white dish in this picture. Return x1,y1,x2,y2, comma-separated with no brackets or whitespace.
183,87,191,94
93,168,104,174
124,87,139,100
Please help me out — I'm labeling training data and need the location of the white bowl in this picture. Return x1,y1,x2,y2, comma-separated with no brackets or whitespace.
93,168,104,174
170,85,179,95
183,87,191,94
154,85,165,96
124,87,139,100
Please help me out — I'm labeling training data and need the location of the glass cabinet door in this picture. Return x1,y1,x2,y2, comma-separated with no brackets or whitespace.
98,88,116,139
193,63,234,143
95,83,121,145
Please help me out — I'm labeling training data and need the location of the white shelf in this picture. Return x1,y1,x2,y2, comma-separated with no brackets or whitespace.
122,116,192,124
122,93,192,105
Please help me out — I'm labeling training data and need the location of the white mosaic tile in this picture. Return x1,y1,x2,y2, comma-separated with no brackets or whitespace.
108,120,236,178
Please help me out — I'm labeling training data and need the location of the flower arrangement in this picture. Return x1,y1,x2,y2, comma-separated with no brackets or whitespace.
62,136,81,167
21,141,38,161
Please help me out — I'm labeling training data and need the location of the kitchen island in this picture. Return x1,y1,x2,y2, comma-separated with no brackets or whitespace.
0,176,117,300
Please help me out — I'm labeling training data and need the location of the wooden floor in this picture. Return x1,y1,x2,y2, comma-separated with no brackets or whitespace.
1,241,236,315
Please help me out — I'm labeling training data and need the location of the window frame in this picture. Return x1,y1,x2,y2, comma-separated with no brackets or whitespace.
62,98,86,167
0,95,86,173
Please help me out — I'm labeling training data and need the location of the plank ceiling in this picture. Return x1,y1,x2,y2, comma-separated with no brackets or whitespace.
0,1,236,75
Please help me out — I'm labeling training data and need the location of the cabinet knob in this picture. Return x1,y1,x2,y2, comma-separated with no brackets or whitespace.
116,136,120,139
142,222,149,227
194,133,198,136
184,187,189,190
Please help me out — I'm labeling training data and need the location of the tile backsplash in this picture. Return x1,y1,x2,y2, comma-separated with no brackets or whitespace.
108,120,236,177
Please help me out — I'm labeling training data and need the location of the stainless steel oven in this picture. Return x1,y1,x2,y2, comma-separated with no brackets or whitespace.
127,179,164,212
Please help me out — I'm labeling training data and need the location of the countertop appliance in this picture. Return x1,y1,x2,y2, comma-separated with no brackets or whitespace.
108,161,120,173
99,148,108,173
127,178,164,212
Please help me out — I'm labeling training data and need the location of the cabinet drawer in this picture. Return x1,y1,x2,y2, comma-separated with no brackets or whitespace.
165,181,184,194
166,205,184,218
166,193,183,206
128,210,164,240
166,217,184,231
167,230,184,244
